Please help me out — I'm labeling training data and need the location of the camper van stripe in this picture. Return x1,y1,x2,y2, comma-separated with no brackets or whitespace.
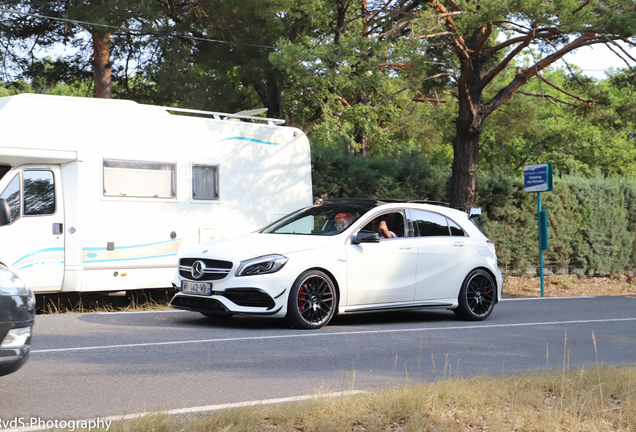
218,137,282,145
82,239,183,263
82,238,183,251
82,253,178,263
12,248,65,267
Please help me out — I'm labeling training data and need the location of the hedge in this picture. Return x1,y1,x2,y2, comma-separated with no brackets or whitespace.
311,146,636,275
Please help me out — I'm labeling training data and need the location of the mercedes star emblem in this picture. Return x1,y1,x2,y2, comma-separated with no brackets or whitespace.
191,260,206,279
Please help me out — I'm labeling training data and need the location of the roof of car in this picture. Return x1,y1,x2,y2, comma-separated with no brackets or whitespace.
321,198,450,207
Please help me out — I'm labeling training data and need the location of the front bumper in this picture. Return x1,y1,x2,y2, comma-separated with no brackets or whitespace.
0,323,32,376
170,271,292,317
171,287,285,316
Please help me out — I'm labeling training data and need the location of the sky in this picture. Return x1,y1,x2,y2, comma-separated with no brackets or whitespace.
554,41,635,79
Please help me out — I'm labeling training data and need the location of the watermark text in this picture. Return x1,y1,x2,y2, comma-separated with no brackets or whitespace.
0,417,111,431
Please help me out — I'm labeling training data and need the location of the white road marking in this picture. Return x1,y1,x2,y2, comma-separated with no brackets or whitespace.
31,317,636,354
4,391,367,432
501,296,596,301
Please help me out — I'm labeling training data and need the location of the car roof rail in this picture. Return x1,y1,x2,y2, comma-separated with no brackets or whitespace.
406,200,450,206
321,198,453,207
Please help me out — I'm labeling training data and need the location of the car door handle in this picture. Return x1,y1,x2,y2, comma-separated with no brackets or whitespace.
399,245,414,250
453,241,466,247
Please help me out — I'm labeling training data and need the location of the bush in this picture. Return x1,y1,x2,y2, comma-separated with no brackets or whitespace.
311,148,636,275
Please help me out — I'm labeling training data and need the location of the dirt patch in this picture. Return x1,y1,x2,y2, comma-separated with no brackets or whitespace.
503,274,636,298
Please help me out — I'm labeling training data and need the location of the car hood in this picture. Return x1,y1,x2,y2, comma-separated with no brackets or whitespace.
184,233,334,261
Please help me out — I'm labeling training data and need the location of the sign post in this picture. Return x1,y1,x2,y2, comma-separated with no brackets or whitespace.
524,164,553,297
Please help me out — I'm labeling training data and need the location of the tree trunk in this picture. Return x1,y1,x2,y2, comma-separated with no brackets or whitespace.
249,72,289,124
450,111,482,209
92,30,112,98
448,30,486,210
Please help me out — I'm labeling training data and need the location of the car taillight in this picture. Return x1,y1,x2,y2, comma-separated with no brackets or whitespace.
486,240,496,254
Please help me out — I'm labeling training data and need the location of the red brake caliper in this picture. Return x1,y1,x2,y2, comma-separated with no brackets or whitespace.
298,284,307,311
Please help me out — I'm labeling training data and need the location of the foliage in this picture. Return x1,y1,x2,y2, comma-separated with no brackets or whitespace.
312,150,636,275
2,0,636,274
311,142,450,201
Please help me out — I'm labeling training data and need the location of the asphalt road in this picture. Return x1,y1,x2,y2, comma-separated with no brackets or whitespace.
1,296,635,423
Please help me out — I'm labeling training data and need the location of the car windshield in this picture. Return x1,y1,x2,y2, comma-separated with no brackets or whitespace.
261,204,374,236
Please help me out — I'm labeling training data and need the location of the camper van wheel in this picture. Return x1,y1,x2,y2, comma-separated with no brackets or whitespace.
201,312,234,320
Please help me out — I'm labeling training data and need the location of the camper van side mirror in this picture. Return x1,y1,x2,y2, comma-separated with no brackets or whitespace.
0,198,10,226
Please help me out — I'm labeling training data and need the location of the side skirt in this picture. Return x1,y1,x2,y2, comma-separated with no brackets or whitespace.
341,302,453,314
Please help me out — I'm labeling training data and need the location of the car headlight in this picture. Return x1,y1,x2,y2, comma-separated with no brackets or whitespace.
0,266,27,296
235,254,288,277
1,327,31,349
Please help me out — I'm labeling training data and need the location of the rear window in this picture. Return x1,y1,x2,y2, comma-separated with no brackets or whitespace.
411,210,449,237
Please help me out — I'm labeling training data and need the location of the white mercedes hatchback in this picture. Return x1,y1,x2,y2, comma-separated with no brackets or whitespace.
170,199,503,329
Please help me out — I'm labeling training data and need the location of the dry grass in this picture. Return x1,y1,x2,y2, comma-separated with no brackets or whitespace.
76,366,635,431
503,274,636,298
36,289,176,314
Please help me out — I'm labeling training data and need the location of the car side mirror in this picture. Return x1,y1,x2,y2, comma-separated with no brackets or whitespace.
352,230,380,245
469,207,481,219
0,198,10,226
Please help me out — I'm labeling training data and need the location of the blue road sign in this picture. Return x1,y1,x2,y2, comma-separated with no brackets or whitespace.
524,163,553,192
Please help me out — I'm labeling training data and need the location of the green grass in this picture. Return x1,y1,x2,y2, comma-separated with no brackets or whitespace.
66,365,635,431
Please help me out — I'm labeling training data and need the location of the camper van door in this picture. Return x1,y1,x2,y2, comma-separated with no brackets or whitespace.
0,165,64,291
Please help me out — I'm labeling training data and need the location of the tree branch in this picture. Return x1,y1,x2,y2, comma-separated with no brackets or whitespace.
481,35,532,87
412,97,448,103
419,31,454,39
516,91,576,107
473,21,493,58
442,0,462,12
572,1,590,14
482,31,601,117
482,31,559,58
542,37,585,87
603,41,636,75
537,75,596,105
425,0,471,59
371,72,452,111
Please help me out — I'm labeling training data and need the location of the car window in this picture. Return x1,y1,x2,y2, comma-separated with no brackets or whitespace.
360,212,405,238
262,204,373,236
448,218,466,236
410,209,449,237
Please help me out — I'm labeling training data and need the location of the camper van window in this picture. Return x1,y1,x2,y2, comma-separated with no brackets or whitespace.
192,165,219,200
0,174,20,223
103,159,176,199
24,170,55,216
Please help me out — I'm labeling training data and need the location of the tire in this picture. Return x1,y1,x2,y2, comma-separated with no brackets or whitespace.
453,269,496,321
286,270,336,329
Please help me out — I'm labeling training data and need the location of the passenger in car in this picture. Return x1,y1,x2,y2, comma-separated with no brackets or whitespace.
335,212,355,232
372,215,398,238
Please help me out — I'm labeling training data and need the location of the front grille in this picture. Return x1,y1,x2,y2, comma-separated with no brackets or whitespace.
171,295,229,312
179,258,233,281
221,288,275,309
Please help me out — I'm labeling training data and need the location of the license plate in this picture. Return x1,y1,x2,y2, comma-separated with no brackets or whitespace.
181,281,212,295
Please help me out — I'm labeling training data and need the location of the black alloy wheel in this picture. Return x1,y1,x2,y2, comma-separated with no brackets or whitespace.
286,270,336,329
454,269,496,321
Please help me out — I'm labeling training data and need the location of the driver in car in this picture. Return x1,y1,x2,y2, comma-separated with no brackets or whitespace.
372,215,398,238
